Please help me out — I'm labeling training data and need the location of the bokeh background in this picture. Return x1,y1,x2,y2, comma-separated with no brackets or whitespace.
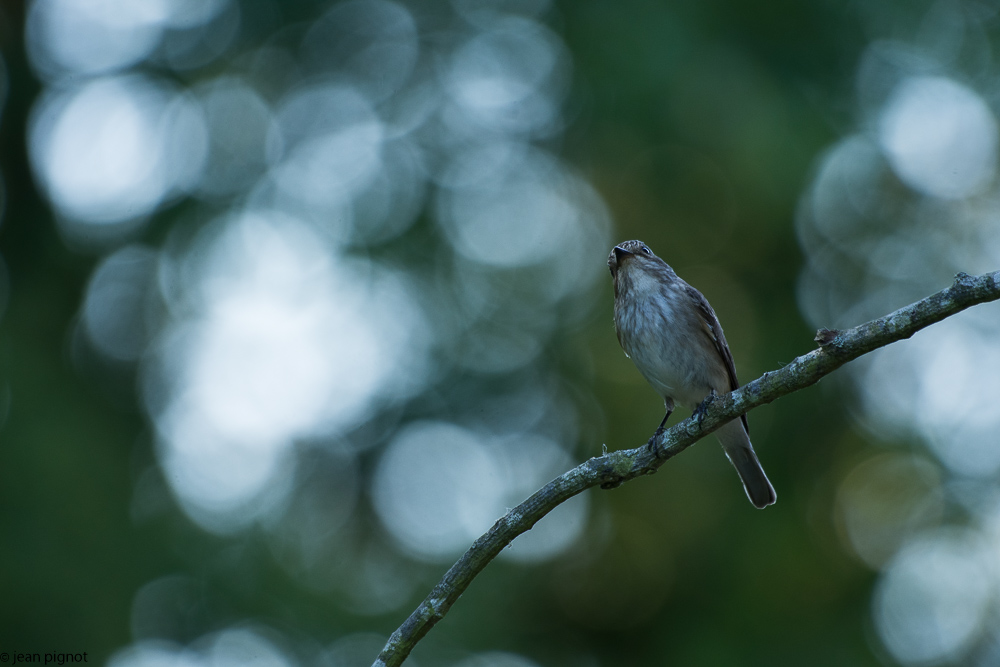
3,0,1000,665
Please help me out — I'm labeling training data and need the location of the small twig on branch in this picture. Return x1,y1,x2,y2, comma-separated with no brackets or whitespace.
373,270,1000,667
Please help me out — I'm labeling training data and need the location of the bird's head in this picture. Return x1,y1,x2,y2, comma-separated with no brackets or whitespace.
607,239,657,279
607,240,675,300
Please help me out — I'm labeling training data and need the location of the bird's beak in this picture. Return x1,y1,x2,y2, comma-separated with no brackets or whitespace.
613,246,633,262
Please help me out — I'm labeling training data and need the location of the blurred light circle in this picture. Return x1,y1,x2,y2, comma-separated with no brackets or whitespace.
336,541,423,615
805,135,887,245
372,421,505,561
27,0,233,81
156,399,297,533
29,75,207,232
879,76,997,199
194,78,277,199
536,168,612,301
270,80,425,242
326,633,392,667
861,318,1000,477
26,0,167,78
82,245,159,362
277,125,383,205
178,291,354,447
835,454,943,568
917,321,1000,476
301,0,419,103
496,435,588,562
275,84,378,151
210,628,291,667
265,446,361,594
452,319,545,374
445,17,567,134
503,495,588,562
147,211,430,532
874,530,992,664
159,0,240,72
106,642,186,667
453,0,552,25
129,574,202,640
272,85,385,211
108,629,291,667
350,138,427,243
161,0,231,29
31,79,205,240
438,149,581,267
466,375,567,437
435,140,527,190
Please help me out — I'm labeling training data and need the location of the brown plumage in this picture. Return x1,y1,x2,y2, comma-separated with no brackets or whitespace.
608,240,775,509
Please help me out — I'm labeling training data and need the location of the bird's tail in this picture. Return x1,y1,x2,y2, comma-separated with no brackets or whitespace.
717,420,776,509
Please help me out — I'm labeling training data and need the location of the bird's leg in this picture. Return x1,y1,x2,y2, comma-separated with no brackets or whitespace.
654,409,672,436
692,389,718,425
646,403,674,455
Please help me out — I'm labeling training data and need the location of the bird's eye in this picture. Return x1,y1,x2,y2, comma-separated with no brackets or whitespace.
641,246,651,255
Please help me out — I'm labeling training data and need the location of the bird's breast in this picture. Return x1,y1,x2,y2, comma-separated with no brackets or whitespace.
614,278,715,407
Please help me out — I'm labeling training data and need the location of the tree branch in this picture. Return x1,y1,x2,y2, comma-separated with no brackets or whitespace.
372,270,1000,667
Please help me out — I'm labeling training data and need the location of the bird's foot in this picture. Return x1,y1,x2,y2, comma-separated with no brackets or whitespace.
646,426,665,457
692,390,718,425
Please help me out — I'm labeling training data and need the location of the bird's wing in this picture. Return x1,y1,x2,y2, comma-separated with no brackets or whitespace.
684,282,749,435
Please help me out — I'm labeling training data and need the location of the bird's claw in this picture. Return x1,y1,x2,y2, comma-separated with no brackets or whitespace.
646,426,665,457
692,390,718,424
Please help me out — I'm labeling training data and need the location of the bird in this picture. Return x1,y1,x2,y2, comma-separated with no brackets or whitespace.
608,239,776,508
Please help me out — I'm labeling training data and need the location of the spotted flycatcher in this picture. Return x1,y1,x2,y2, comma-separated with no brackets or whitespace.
608,240,776,508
